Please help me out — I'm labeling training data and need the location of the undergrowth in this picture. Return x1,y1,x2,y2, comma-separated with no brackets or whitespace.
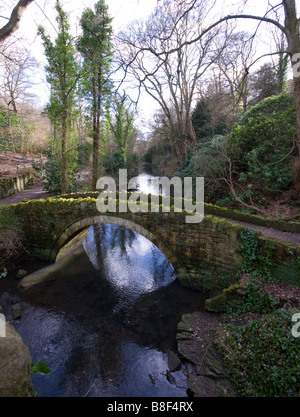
215,309,300,397
213,227,300,397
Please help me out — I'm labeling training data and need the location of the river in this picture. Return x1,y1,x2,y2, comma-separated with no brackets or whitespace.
0,174,206,397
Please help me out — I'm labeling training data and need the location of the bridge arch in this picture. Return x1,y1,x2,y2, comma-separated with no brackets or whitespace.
49,215,188,278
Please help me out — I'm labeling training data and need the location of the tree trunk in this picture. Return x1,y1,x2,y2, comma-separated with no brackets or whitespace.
8,110,16,153
283,0,300,189
187,114,197,148
91,106,98,191
294,76,300,158
293,77,300,188
61,110,67,195
91,69,102,191
92,131,100,191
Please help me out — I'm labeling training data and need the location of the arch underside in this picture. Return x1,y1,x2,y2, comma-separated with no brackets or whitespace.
50,215,186,277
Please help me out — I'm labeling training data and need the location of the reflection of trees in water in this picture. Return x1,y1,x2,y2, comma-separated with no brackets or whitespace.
111,225,136,253
91,224,136,269
87,223,175,292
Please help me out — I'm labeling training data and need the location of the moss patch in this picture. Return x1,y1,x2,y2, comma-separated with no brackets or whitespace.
205,284,246,313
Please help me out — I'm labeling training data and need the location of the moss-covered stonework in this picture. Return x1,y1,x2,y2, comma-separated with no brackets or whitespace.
58,192,300,233
204,203,300,233
0,173,33,199
205,284,247,313
0,195,299,290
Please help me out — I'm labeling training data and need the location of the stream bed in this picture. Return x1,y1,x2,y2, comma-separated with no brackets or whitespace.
0,223,206,397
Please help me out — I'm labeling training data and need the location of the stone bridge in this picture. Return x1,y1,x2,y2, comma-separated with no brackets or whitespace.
1,194,300,290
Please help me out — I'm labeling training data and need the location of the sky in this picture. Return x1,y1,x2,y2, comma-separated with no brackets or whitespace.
1,0,298,135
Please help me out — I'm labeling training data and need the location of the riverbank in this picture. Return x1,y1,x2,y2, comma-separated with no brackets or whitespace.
177,276,300,397
176,311,239,397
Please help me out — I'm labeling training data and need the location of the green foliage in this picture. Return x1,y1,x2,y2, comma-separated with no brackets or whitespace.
0,107,20,151
176,136,229,202
39,1,79,123
239,229,260,272
102,151,139,177
180,93,296,207
38,0,80,193
189,93,296,206
33,147,79,195
77,0,113,84
191,97,214,140
191,91,237,142
76,0,113,188
125,153,139,177
238,280,279,315
239,228,274,279
143,141,173,176
229,94,295,166
215,309,300,397
239,93,295,127
102,151,124,176
31,361,51,375
77,0,113,132
107,93,135,166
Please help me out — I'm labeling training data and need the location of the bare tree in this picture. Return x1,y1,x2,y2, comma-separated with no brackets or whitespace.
0,40,38,152
0,41,37,113
143,0,300,187
0,0,35,43
117,0,224,165
211,30,256,113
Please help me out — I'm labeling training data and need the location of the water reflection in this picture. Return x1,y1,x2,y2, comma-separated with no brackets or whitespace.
3,223,205,397
83,224,176,299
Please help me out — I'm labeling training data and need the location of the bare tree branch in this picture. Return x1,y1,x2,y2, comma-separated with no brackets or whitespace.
0,0,35,43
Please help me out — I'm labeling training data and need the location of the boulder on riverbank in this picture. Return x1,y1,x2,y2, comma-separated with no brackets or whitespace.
0,323,35,397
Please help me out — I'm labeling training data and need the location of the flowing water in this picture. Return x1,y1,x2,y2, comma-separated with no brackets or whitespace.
0,174,206,397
